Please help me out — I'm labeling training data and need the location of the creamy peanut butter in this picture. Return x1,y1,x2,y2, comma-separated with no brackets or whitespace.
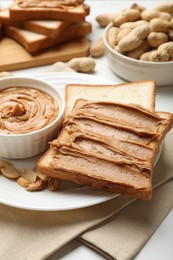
0,87,59,134
38,100,173,199
18,0,83,8
54,101,164,165
52,101,166,179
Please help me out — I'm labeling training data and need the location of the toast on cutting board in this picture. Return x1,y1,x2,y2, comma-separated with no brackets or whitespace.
1,1,91,53
0,8,72,37
5,21,92,52
38,80,173,200
9,0,89,22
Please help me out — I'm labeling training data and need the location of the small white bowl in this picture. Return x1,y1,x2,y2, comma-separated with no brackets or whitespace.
0,76,65,159
103,23,173,87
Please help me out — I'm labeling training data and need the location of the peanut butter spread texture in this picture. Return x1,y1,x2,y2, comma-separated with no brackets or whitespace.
49,100,169,198
0,87,59,134
18,0,84,8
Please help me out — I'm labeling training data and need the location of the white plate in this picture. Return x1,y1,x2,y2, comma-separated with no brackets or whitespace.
0,72,162,211
0,72,116,211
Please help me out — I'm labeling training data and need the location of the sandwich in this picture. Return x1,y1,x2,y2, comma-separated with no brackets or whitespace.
38,81,173,200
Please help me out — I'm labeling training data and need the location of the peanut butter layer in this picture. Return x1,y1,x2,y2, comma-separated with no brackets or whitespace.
18,0,84,8
58,133,152,168
0,87,59,134
53,152,151,190
47,100,172,199
69,102,164,134
54,103,164,165
62,118,154,162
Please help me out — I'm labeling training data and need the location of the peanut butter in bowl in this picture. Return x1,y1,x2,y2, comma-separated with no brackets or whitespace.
0,87,59,135
0,77,65,159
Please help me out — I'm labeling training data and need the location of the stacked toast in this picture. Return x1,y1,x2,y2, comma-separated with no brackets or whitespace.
0,0,91,52
38,81,173,200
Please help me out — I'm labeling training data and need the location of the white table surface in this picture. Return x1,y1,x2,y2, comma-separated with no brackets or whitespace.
1,1,173,260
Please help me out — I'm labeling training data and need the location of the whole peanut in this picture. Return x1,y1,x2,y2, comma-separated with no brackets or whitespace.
118,24,150,52
113,9,141,27
149,18,170,33
90,37,105,57
146,42,173,62
157,42,173,61
68,57,96,73
147,32,168,48
119,20,148,30
106,27,120,48
126,40,151,59
140,50,157,61
155,2,173,14
96,13,117,27
141,9,172,21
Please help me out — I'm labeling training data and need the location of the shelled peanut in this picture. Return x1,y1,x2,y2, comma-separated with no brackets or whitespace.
0,159,59,192
96,2,173,62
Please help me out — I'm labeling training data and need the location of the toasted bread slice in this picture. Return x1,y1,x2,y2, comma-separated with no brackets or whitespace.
37,81,172,200
38,98,173,200
4,21,92,52
9,0,90,22
64,81,156,118
0,8,72,37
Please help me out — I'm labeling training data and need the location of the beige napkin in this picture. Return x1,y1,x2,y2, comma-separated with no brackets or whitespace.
79,181,173,260
0,129,172,260
79,130,173,260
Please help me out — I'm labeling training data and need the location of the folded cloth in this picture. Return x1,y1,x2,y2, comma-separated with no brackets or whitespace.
0,130,172,260
79,130,173,260
79,181,173,260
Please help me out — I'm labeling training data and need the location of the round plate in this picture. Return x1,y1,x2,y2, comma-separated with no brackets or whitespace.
0,72,162,211
0,72,116,211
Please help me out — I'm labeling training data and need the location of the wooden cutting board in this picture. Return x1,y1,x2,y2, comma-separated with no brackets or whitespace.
0,37,90,72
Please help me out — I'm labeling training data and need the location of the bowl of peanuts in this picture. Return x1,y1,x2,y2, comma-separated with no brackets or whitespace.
102,2,173,86
0,76,65,159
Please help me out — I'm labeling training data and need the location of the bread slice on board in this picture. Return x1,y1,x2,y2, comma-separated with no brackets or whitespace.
5,21,92,52
37,81,173,200
0,8,72,37
9,0,90,22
